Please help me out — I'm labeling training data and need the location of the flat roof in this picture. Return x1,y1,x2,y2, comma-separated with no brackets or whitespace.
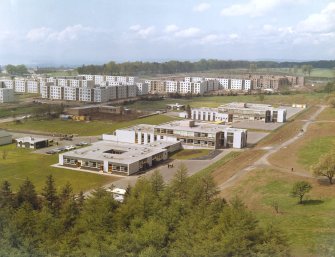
121,124,156,134
0,130,11,138
61,140,167,165
16,136,48,143
155,120,233,133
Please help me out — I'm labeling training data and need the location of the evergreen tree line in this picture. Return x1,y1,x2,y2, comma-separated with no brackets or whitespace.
0,167,289,257
76,59,335,76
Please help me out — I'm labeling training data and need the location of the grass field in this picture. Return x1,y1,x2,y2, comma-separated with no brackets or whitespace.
224,168,335,257
317,107,335,120
0,144,118,193
170,149,211,160
298,136,335,167
126,93,327,111
0,114,178,136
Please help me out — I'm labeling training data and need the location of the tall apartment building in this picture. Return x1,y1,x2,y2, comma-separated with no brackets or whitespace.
79,88,94,102
0,82,14,103
0,79,14,89
14,79,27,93
136,82,149,95
63,87,79,101
27,80,40,93
50,86,64,100
165,81,179,93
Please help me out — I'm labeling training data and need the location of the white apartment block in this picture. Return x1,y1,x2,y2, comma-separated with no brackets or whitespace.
79,88,93,102
109,86,117,100
244,80,251,91
83,75,94,80
165,81,179,93
192,82,207,94
136,82,149,95
14,79,27,93
27,80,40,94
57,79,68,87
93,87,110,103
0,79,14,89
81,80,94,88
230,79,243,90
0,88,15,103
179,82,193,94
40,85,50,99
116,85,128,99
217,78,230,90
68,79,80,88
191,108,231,123
94,75,105,85
63,87,78,101
127,84,137,98
50,86,64,100
46,77,55,83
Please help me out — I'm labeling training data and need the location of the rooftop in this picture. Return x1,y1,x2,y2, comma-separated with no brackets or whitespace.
16,136,48,143
0,130,11,138
61,140,170,165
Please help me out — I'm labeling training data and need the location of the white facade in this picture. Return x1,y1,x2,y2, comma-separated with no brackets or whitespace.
230,79,243,90
63,87,78,101
127,84,137,98
165,81,179,93
14,79,26,93
0,88,14,103
50,86,63,100
79,88,93,102
27,80,40,93
136,82,149,95
0,79,14,89
93,87,109,102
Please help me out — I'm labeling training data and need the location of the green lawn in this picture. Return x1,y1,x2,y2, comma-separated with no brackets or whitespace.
317,107,335,121
192,151,241,179
126,93,327,111
0,114,178,136
0,144,118,193
170,149,211,160
297,136,335,167
231,169,335,256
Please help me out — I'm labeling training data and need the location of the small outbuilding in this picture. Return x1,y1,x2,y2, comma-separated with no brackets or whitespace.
166,103,185,111
0,130,12,146
16,136,49,149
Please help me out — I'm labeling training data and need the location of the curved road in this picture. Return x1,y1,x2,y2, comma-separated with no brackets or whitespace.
218,105,326,191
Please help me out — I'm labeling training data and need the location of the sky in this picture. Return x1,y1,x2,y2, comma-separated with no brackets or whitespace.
0,0,335,66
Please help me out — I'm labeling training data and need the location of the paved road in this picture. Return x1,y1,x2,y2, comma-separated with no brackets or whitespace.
218,105,326,191
84,148,239,196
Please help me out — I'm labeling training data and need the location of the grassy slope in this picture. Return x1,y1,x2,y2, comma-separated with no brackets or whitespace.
317,107,335,121
0,144,118,193
0,115,178,136
227,168,335,256
298,136,335,167
170,149,211,160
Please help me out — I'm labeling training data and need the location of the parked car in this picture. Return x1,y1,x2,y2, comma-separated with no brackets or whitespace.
46,150,56,154
65,145,76,151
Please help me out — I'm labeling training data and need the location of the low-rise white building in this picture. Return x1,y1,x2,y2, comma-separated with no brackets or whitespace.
14,79,27,93
16,136,49,149
27,80,40,94
0,130,12,145
0,84,14,103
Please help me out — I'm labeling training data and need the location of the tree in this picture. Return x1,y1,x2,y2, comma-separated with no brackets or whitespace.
185,104,191,119
42,175,59,214
291,181,312,204
312,152,335,184
149,170,165,195
171,164,189,200
16,178,39,209
0,180,13,207
306,65,313,76
249,63,257,73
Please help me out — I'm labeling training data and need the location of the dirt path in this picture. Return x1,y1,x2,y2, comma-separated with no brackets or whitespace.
218,105,326,191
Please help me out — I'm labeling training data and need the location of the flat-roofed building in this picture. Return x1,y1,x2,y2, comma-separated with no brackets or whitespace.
59,140,180,175
0,130,12,145
63,86,79,101
136,82,149,95
50,85,64,100
103,120,247,149
79,87,94,102
14,79,27,93
16,136,49,149
0,82,14,103
27,80,40,93
191,107,232,123
218,102,287,123
0,79,14,89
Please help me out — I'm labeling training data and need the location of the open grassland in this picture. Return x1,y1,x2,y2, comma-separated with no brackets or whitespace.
170,149,211,160
192,151,241,179
268,120,335,175
317,106,335,120
0,144,118,193
298,136,335,167
221,168,335,257
127,93,327,111
0,114,177,136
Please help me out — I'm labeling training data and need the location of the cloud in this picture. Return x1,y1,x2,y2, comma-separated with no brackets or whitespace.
26,24,92,42
193,3,211,12
175,27,201,38
165,24,179,33
220,0,300,17
297,2,335,33
129,25,155,38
